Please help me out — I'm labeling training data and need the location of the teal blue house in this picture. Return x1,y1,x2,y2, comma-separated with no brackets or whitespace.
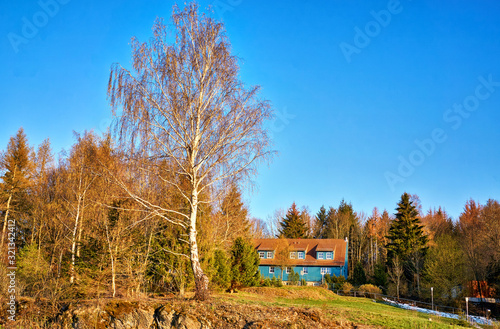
253,238,348,284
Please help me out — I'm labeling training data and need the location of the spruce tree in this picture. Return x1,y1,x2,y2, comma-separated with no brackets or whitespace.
313,205,327,238
386,192,428,295
230,237,260,289
387,193,427,261
278,202,309,238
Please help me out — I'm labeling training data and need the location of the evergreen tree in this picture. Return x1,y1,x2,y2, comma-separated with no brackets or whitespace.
230,237,260,289
313,205,327,238
207,249,231,289
386,192,428,296
352,261,367,286
278,202,309,238
387,193,428,261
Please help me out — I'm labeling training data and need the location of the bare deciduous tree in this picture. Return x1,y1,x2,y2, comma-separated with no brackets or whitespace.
107,3,273,300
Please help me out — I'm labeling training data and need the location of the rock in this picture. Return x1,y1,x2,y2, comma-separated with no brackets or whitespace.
111,308,154,328
155,305,211,329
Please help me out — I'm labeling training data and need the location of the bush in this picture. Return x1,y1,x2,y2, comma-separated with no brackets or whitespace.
271,276,282,287
359,284,382,295
341,282,353,294
261,278,271,287
324,273,346,290
300,278,307,286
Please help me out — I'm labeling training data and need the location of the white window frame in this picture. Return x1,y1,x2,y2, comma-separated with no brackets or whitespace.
317,252,324,259
298,251,305,259
259,251,265,259
269,266,275,274
286,267,291,274
326,252,333,260
290,251,297,259
302,267,308,274
321,267,330,275
267,251,273,259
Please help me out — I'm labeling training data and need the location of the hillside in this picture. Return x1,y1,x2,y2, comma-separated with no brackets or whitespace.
3,286,473,328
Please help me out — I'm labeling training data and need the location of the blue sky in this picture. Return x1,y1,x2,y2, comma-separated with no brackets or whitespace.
1,0,499,222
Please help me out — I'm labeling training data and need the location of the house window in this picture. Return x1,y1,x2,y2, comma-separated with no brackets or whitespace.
290,251,297,259
259,251,265,259
326,252,333,260
317,252,324,259
302,267,308,274
269,266,275,274
286,267,291,274
320,268,331,275
267,251,273,259
298,251,305,259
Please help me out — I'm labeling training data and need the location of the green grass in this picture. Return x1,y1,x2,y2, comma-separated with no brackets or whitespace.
217,286,474,329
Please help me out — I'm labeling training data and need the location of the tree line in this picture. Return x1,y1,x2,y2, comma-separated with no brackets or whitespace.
272,194,500,305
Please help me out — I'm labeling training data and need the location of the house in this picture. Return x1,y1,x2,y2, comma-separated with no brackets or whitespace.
253,238,348,285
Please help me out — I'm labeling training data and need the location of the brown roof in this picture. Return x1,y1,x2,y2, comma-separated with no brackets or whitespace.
253,238,347,267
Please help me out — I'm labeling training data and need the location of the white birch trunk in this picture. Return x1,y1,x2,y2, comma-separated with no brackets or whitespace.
69,196,81,284
189,190,208,300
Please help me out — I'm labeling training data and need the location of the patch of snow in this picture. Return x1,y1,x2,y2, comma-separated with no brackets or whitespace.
382,298,496,326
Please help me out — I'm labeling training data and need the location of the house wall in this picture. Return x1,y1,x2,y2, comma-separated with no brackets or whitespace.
258,265,347,282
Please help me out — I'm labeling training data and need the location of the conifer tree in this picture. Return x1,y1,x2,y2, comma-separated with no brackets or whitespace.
230,237,260,289
278,202,309,238
1,127,33,246
386,192,428,295
387,193,427,261
313,205,327,238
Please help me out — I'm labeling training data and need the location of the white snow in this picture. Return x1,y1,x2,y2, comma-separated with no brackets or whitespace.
382,298,497,326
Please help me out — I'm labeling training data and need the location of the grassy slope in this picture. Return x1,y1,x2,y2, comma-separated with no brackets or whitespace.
216,286,472,329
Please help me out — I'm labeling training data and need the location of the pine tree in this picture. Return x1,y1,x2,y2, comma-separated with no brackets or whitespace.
278,202,309,238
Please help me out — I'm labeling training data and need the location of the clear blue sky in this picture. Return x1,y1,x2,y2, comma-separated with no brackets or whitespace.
1,0,499,222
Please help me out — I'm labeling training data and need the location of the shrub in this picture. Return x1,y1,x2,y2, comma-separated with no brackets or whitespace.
261,278,271,287
341,282,353,294
271,276,282,287
325,273,346,290
359,284,382,295
300,278,307,286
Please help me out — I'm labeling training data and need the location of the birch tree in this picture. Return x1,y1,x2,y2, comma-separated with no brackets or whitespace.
108,3,272,300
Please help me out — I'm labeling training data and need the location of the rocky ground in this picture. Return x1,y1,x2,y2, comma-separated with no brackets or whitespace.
2,288,372,328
